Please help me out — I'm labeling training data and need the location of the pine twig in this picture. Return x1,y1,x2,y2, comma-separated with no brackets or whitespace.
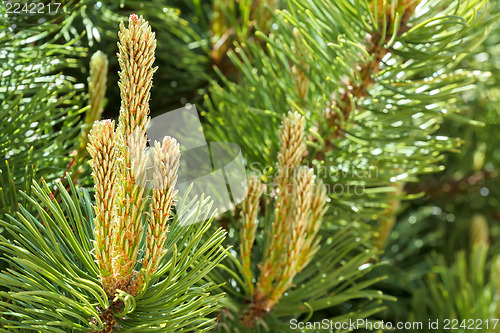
87,119,120,297
112,13,157,293
319,1,419,158
240,112,327,327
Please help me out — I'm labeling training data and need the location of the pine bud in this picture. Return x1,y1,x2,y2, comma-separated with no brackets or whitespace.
256,111,307,301
87,51,108,128
116,14,157,140
87,119,118,297
252,112,327,314
76,51,108,165
85,15,181,298
240,173,263,295
112,14,158,294
277,111,306,177
142,137,181,276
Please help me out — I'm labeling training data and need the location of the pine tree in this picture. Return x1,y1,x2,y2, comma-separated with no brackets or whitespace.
203,0,497,330
0,14,226,332
1,0,499,332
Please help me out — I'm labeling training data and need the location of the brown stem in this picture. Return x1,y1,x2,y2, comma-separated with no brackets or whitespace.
240,294,268,328
318,4,418,252
90,300,124,333
317,6,416,159
210,0,279,79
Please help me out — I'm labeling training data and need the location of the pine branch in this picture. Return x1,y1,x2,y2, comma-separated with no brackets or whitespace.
0,1,88,217
0,179,226,332
320,1,419,157
211,112,385,331
205,0,494,329
0,13,227,333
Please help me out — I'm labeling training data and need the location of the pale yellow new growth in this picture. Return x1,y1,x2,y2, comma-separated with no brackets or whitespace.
116,14,156,140
264,167,318,309
87,51,108,129
240,174,263,295
112,13,157,293
87,15,179,299
77,51,108,163
87,119,118,297
471,214,489,248
277,111,306,178
255,111,306,302
142,137,180,275
298,177,327,271
251,111,327,313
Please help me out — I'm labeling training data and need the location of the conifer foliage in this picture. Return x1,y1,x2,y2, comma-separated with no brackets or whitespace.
0,1,87,219
0,14,227,332
1,0,499,332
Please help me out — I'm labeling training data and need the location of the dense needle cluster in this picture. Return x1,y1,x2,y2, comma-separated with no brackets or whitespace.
87,14,180,300
240,111,328,326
